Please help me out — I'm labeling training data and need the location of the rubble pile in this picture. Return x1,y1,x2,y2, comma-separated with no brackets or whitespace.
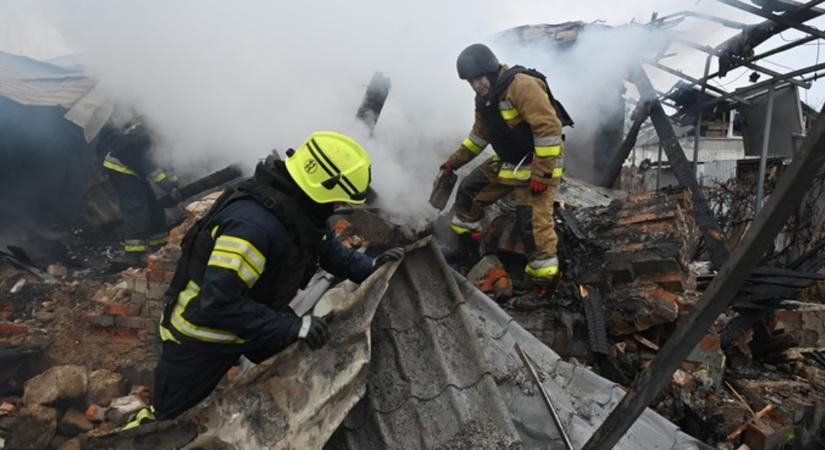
2,364,153,450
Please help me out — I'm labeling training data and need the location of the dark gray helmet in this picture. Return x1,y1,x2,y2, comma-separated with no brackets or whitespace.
456,43,500,80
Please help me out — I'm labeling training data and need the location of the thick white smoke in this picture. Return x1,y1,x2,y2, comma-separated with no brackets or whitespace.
0,0,770,224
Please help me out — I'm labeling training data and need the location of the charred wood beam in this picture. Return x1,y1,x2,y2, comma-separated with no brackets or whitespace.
716,0,825,76
631,69,730,269
599,100,651,188
668,34,811,89
583,101,825,450
644,58,748,102
705,61,825,108
716,0,825,41
356,71,391,134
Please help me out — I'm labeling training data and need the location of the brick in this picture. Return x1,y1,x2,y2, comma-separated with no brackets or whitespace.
104,303,142,317
134,274,148,295
90,315,115,328
115,316,148,330
130,292,146,305
84,404,107,422
638,272,686,292
0,321,29,336
146,270,165,284
147,283,166,300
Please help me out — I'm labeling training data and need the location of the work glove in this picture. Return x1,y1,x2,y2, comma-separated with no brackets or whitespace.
289,315,329,350
373,247,405,267
529,179,548,195
169,187,183,203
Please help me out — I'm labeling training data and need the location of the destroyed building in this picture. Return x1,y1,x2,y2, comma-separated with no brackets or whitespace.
2,2,825,450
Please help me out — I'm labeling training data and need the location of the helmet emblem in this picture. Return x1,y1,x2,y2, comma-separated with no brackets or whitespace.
304,158,318,174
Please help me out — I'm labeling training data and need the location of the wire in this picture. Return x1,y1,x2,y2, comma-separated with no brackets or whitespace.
710,69,749,88
762,58,796,71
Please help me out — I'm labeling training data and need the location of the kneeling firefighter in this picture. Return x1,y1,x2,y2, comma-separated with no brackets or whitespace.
124,131,403,428
437,43,573,294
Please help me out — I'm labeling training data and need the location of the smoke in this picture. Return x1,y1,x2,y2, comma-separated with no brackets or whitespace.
2,0,754,224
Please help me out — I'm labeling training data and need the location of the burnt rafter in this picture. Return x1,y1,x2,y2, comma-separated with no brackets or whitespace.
583,98,825,450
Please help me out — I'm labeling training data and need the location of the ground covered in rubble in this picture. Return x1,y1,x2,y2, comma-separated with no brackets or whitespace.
1,179,824,449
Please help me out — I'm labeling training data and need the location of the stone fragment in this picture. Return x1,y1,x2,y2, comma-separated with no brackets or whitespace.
23,365,88,406
6,405,57,450
58,408,94,436
87,369,129,407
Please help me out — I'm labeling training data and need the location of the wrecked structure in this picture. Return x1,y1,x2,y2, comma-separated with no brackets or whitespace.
2,1,825,449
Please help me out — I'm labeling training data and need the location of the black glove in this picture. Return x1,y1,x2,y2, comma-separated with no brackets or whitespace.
169,187,183,202
289,315,329,350
373,247,405,267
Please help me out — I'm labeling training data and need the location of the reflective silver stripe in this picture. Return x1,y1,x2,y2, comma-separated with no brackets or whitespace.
207,252,259,287
499,100,514,110
468,133,488,149
528,256,559,269
213,236,266,273
450,217,482,230
533,135,563,146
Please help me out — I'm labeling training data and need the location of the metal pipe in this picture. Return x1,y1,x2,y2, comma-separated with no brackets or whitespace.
694,55,713,174
756,83,776,211
656,10,749,29
715,0,825,40
668,35,812,89
704,62,825,107
515,343,575,450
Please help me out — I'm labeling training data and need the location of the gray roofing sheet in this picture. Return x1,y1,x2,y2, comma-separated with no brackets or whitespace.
329,237,708,450
327,239,523,450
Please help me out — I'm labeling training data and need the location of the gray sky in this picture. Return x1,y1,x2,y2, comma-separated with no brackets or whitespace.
0,0,823,220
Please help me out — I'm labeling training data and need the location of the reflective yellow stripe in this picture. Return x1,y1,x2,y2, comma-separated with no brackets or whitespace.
535,145,562,157
208,251,260,287
500,108,519,120
148,233,168,246
158,320,181,344
103,159,137,176
213,235,265,274
525,264,559,278
450,224,475,235
552,167,564,178
123,239,149,252
210,225,219,238
462,137,483,155
149,169,167,183
169,281,246,344
498,167,531,180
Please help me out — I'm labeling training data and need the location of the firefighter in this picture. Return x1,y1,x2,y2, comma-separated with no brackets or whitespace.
123,131,403,428
101,120,180,266
439,43,573,293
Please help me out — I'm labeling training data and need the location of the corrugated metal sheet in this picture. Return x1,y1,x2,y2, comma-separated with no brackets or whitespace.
328,238,707,449
0,51,111,141
327,239,522,449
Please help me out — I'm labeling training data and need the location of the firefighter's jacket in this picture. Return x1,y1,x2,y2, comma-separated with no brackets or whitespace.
101,124,175,187
447,65,568,185
159,163,374,352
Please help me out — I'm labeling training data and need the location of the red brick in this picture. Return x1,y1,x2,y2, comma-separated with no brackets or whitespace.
146,270,165,284
701,334,721,351
0,321,28,336
103,303,142,316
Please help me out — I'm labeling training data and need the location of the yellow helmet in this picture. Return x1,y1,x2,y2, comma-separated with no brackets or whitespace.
285,131,372,204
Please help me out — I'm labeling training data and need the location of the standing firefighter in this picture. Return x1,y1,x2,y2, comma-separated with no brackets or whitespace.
123,131,403,428
439,43,573,294
101,120,180,266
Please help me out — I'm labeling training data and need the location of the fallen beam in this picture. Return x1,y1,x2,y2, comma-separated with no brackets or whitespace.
631,68,730,269
583,101,825,450
599,100,650,188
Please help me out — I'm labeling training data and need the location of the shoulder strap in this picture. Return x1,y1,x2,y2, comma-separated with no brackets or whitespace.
491,65,575,128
